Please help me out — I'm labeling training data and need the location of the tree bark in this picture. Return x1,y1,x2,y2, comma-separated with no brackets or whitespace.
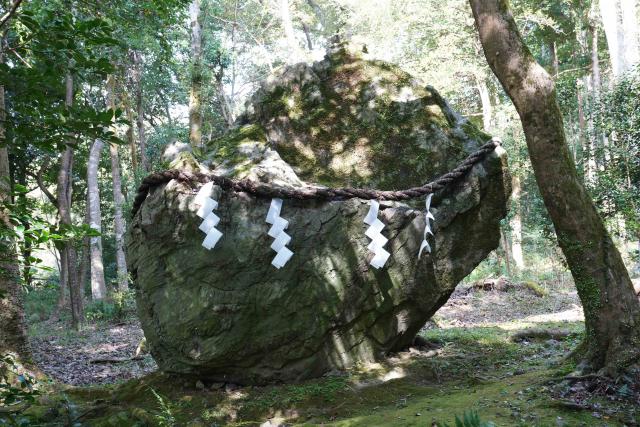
510,175,525,270
189,0,204,149
598,0,639,79
57,72,83,329
599,0,624,78
500,229,513,277
106,75,128,291
0,36,29,359
476,75,492,131
470,0,640,374
280,0,303,63
550,41,559,76
620,0,639,73
132,50,149,172
125,100,137,170
576,80,587,167
87,139,107,300
78,193,91,300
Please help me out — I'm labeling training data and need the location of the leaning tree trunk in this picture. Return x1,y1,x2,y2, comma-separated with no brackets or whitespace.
107,75,128,291
189,0,203,150
87,139,107,300
57,72,83,329
470,0,640,374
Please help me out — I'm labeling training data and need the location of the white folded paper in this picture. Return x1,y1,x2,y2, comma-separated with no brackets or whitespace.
266,198,294,268
364,200,390,269
418,193,435,259
194,182,223,250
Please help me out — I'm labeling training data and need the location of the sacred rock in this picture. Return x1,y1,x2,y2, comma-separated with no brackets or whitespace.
127,42,511,384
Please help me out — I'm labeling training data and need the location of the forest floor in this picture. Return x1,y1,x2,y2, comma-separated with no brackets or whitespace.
5,279,640,426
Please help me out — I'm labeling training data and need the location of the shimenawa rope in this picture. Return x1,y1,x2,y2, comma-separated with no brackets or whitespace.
131,138,501,217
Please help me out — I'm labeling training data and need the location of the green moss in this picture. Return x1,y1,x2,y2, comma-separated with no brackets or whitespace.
17,321,635,426
206,124,268,174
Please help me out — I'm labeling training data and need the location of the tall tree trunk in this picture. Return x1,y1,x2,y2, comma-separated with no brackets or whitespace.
133,51,149,172
470,0,640,374
476,75,492,130
213,59,235,130
280,0,303,63
500,230,513,277
87,139,107,300
576,80,587,167
125,101,137,170
57,72,83,330
510,175,525,270
0,36,29,360
620,0,639,73
189,0,204,149
599,0,624,78
599,0,638,78
550,40,559,76
78,194,90,300
106,75,128,291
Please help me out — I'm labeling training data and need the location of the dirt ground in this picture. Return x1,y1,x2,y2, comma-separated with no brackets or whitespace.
15,279,640,426
30,318,156,386
433,281,583,328
28,279,582,386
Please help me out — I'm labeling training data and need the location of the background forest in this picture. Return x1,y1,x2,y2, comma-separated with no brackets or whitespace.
1,0,640,425
3,0,638,325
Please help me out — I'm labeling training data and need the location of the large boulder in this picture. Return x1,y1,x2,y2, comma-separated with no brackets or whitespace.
127,43,510,384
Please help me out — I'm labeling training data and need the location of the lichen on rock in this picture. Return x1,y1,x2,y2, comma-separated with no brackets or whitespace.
126,41,510,384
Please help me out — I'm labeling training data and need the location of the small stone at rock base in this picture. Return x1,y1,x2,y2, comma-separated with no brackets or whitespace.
195,380,205,390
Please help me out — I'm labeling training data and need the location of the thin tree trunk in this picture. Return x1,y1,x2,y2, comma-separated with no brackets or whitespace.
470,0,640,374
620,0,639,73
551,41,559,76
78,194,90,300
56,72,83,329
125,101,137,170
500,230,513,277
87,139,107,300
213,60,235,129
133,51,149,171
576,80,587,167
301,21,313,50
55,245,68,312
106,75,128,291
510,175,525,270
599,0,623,78
189,0,204,149
280,0,302,63
0,37,29,359
476,75,492,131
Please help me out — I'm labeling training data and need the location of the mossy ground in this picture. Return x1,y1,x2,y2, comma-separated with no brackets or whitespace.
5,319,637,426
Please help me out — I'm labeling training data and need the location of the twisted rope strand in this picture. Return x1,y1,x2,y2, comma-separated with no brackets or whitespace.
131,139,500,217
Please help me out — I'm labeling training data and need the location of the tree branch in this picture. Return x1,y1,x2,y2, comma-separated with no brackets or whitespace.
26,160,57,206
0,0,24,31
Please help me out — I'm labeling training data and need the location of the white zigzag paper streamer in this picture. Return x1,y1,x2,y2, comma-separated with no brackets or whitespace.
266,198,294,269
364,200,390,269
195,182,223,250
418,193,435,259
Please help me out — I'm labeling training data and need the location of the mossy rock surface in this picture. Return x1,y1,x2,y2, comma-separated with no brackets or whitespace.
127,42,510,384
